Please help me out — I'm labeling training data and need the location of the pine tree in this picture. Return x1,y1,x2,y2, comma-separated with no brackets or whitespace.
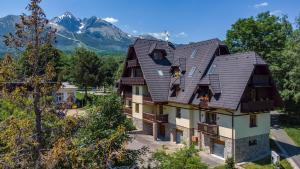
2,0,57,167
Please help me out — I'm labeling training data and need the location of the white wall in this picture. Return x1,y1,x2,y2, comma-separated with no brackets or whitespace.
234,113,270,139
164,105,192,129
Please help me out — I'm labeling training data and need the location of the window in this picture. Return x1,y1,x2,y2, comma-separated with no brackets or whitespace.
250,114,257,128
153,51,163,60
135,103,140,113
249,139,257,146
135,86,140,95
158,70,164,76
188,67,196,77
190,49,198,58
208,64,216,74
176,107,181,118
159,105,163,115
126,100,132,108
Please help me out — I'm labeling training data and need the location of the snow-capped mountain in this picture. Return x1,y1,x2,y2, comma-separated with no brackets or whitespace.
0,12,139,53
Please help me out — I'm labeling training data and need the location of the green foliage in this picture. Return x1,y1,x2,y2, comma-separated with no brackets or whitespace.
225,12,300,113
225,12,292,63
225,157,235,169
72,47,103,89
151,145,208,169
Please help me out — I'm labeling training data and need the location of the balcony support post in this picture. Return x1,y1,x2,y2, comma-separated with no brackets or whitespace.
153,122,158,141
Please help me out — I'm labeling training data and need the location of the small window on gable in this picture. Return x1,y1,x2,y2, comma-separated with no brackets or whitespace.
188,67,196,77
158,70,164,76
190,49,197,58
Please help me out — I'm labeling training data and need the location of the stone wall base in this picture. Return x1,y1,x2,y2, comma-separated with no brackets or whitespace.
235,133,270,163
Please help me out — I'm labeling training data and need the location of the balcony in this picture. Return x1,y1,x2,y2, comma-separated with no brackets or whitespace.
241,100,274,112
121,77,146,85
252,75,270,87
123,107,132,116
143,95,153,103
199,96,209,108
198,122,219,137
123,92,132,99
143,112,156,122
127,59,139,68
157,114,168,123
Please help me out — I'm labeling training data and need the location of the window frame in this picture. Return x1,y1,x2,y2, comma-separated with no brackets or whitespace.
176,107,181,118
135,103,140,113
135,86,140,95
249,139,257,146
250,114,257,128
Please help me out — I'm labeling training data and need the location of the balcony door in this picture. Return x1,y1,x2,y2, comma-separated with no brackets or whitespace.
206,112,217,124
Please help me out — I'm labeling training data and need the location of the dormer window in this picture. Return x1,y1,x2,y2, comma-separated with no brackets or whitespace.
153,51,163,60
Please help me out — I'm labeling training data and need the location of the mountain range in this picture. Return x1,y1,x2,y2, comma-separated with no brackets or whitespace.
0,12,155,54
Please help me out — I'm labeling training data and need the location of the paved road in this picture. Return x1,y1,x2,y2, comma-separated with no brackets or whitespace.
271,128,300,169
126,130,224,168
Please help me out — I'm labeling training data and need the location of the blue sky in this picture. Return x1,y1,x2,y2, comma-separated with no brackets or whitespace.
0,0,299,44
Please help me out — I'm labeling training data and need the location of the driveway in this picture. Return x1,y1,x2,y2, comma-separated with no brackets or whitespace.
271,127,300,169
126,130,224,168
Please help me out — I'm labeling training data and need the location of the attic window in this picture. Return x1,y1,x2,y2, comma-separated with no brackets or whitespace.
188,67,196,77
190,49,197,58
158,70,164,76
208,64,216,74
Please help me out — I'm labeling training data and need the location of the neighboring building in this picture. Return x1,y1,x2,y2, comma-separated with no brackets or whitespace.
118,38,282,162
55,82,78,107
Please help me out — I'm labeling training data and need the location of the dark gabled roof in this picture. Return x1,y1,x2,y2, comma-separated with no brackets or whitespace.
133,39,174,102
168,39,222,104
121,38,280,111
194,52,267,110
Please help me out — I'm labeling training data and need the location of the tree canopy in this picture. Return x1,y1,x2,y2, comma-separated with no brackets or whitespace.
225,12,300,112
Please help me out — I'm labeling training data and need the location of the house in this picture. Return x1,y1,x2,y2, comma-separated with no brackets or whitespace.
55,82,78,108
118,38,282,162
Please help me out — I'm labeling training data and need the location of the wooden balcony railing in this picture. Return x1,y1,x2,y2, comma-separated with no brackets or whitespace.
252,75,270,86
143,112,156,122
123,92,132,98
127,59,139,68
123,107,133,116
198,122,219,137
157,114,168,123
241,100,274,113
143,95,153,102
121,77,146,85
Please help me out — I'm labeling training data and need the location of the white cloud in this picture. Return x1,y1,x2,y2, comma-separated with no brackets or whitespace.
103,17,119,24
132,30,138,34
270,10,283,16
147,32,170,40
254,2,268,8
176,32,188,38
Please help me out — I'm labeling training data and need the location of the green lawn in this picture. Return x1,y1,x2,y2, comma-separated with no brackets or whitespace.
242,156,292,169
214,139,293,169
284,124,300,146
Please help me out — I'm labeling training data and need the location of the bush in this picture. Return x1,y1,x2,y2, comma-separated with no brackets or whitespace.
225,157,235,169
151,145,208,169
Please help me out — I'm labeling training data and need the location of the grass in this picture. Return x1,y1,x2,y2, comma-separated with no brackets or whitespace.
242,156,293,169
214,139,293,169
284,124,300,146
213,165,225,169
